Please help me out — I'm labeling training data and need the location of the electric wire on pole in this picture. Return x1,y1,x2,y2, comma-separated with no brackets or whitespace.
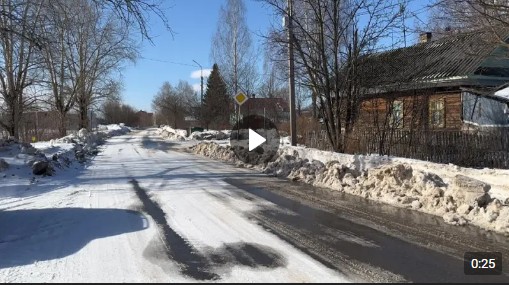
192,60,204,104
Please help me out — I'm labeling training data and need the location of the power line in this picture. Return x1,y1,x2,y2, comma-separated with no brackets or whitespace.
139,56,199,68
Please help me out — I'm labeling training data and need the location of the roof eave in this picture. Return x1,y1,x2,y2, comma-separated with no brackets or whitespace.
362,75,509,96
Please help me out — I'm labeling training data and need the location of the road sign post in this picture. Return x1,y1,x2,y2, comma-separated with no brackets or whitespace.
234,92,248,106
234,92,248,141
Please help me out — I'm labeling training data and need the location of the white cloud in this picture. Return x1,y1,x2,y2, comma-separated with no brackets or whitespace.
192,83,201,92
190,69,212,79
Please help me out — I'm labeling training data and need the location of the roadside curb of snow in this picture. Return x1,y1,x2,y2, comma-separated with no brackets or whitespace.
0,137,73,177
0,124,131,177
191,141,509,236
157,125,230,141
50,124,131,166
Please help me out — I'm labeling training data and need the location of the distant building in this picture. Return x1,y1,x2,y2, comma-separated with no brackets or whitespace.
239,96,289,124
136,111,154,128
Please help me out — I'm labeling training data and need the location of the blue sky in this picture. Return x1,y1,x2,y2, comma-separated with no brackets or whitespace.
121,0,277,112
121,0,429,112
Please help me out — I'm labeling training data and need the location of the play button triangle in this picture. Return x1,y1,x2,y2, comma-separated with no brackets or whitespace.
249,129,266,151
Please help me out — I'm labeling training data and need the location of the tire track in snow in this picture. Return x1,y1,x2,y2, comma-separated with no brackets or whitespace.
129,178,289,281
129,179,218,280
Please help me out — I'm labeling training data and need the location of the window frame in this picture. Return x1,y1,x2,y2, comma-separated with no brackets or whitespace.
389,100,404,129
429,98,445,128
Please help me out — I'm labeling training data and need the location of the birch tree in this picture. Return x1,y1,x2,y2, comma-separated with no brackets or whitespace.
211,0,258,96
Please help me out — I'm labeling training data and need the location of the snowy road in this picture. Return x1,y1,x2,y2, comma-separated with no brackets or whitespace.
1,129,509,282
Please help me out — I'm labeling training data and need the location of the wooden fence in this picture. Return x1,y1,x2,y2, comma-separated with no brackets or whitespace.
301,129,509,169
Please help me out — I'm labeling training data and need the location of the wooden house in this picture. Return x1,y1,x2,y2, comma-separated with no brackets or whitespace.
354,31,509,131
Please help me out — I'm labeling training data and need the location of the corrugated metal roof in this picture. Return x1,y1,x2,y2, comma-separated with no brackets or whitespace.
359,31,509,90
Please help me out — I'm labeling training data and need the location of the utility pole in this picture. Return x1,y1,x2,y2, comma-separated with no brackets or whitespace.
287,0,297,146
192,60,204,104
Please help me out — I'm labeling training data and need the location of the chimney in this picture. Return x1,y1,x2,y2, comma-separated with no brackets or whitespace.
251,94,256,98
419,32,432,43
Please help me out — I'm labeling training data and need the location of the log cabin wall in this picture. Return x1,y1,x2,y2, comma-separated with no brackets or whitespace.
354,89,463,131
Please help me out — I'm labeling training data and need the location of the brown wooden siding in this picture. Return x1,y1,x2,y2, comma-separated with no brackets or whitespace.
355,90,463,130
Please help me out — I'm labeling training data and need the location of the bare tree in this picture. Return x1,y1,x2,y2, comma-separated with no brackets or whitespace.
64,0,137,130
102,99,138,126
0,0,170,45
428,0,509,41
38,0,81,136
0,0,169,138
94,0,171,41
152,81,197,129
263,0,406,152
211,0,258,96
0,0,44,139
258,45,288,99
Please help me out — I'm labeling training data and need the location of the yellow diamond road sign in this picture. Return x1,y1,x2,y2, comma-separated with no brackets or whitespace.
234,92,248,106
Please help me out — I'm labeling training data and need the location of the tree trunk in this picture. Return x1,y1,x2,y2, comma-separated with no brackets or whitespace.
79,107,89,130
7,100,20,139
312,91,317,119
58,112,67,137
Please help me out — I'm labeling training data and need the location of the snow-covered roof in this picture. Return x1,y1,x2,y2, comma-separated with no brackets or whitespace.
494,86,509,102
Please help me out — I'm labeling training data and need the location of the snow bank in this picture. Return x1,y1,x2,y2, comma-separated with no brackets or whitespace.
155,126,231,141
0,138,71,177
0,124,131,178
280,136,291,147
157,125,187,141
52,124,131,145
189,130,229,140
494,86,509,101
192,141,237,162
96,123,131,137
191,141,509,235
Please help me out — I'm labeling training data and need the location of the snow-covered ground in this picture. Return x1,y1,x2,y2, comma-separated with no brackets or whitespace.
0,129,350,283
188,138,509,235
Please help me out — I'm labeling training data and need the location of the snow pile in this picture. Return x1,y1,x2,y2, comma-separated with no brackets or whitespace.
158,125,187,141
52,124,131,145
96,123,131,137
280,136,291,146
192,141,509,234
189,130,229,140
0,124,131,178
494,86,509,101
155,126,231,141
0,138,71,177
192,141,237,162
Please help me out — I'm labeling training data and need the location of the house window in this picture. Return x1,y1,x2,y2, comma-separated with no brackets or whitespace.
429,98,445,128
389,100,404,128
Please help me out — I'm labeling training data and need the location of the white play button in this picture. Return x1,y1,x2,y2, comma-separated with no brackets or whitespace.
248,129,266,151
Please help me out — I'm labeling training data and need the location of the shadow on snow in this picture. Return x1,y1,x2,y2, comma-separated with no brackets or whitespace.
0,208,147,269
